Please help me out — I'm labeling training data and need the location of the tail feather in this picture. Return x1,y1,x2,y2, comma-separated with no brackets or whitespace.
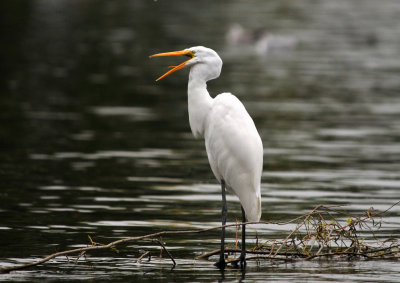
243,194,261,222
225,178,262,222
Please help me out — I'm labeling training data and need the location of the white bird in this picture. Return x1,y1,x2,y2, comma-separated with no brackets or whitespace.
150,46,263,269
226,23,297,57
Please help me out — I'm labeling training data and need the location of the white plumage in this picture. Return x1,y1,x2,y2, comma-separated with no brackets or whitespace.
151,46,263,268
204,92,262,222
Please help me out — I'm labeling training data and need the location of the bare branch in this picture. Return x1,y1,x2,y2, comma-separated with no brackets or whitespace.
155,238,176,268
136,251,151,264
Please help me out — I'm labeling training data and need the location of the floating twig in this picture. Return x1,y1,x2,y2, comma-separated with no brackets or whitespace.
155,238,176,268
136,251,151,264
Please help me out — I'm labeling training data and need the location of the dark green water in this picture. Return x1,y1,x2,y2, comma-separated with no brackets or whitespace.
1,0,400,281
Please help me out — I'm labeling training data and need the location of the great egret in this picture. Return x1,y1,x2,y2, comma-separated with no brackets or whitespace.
150,46,263,269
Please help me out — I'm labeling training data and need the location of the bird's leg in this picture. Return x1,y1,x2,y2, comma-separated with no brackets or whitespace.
240,205,246,269
215,179,227,269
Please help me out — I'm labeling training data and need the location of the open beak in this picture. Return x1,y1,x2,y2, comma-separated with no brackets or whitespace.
150,50,195,81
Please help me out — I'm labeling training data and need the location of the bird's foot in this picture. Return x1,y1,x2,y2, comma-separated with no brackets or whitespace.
239,253,246,269
214,257,226,270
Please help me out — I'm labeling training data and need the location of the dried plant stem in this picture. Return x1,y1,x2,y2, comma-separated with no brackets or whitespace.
272,205,323,257
155,238,176,267
136,251,151,264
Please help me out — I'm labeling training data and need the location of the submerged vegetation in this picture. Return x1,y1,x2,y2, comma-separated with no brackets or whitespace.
199,202,399,266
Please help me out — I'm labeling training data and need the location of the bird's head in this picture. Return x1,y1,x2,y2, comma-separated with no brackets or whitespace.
150,46,222,82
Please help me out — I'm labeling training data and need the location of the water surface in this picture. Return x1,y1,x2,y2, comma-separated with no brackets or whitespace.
1,0,400,282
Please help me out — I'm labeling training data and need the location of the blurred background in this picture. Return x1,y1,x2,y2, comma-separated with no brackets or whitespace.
1,0,400,281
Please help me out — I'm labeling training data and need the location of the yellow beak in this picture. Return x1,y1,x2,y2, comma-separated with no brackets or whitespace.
150,50,195,81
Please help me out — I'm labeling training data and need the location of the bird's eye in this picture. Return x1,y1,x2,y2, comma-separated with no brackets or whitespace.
185,51,195,58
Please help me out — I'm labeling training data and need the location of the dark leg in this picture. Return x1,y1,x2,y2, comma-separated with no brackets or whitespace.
215,179,227,269
240,205,246,268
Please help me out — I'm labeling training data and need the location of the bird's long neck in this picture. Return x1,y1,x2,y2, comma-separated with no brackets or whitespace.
187,70,213,139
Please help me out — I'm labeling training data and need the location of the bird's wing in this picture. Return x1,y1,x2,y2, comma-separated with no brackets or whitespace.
204,93,263,220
